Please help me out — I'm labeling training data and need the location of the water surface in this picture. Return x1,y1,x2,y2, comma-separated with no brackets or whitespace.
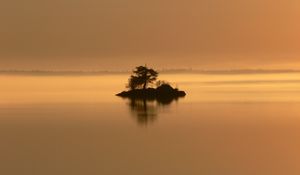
1,73,300,175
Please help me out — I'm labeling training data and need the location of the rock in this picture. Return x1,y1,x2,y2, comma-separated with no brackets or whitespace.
116,84,186,99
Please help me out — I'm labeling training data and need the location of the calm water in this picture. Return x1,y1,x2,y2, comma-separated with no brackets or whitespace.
1,73,300,175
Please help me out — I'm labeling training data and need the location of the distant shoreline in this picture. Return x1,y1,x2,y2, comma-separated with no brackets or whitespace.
0,69,300,76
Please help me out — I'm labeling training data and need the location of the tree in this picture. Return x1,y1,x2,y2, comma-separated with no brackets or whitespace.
127,66,158,90
127,75,142,90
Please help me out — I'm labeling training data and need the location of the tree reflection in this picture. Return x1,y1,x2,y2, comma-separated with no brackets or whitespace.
124,96,184,126
129,98,157,125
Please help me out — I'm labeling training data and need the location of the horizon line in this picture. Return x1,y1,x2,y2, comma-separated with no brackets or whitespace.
1,68,300,75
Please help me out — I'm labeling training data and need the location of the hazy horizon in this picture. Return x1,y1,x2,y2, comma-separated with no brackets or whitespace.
1,0,300,70
2,68,300,76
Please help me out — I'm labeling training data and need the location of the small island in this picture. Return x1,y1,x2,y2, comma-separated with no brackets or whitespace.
116,65,186,100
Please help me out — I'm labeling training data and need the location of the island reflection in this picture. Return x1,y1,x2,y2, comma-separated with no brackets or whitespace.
123,96,184,126
116,65,186,125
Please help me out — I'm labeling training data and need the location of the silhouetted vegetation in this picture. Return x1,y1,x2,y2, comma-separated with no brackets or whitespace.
127,65,158,90
117,65,186,100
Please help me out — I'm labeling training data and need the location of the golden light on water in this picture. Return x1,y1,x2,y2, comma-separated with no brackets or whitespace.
1,73,300,104
2,73,300,175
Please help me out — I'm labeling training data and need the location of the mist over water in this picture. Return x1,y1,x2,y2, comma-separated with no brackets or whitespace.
1,73,300,175
1,72,300,104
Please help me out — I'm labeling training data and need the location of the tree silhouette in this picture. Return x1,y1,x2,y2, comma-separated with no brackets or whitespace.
127,66,158,90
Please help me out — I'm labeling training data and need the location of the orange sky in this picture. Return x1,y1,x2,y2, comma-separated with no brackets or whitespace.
0,0,299,70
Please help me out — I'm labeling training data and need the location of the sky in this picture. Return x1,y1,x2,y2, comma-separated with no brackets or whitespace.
0,0,300,70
